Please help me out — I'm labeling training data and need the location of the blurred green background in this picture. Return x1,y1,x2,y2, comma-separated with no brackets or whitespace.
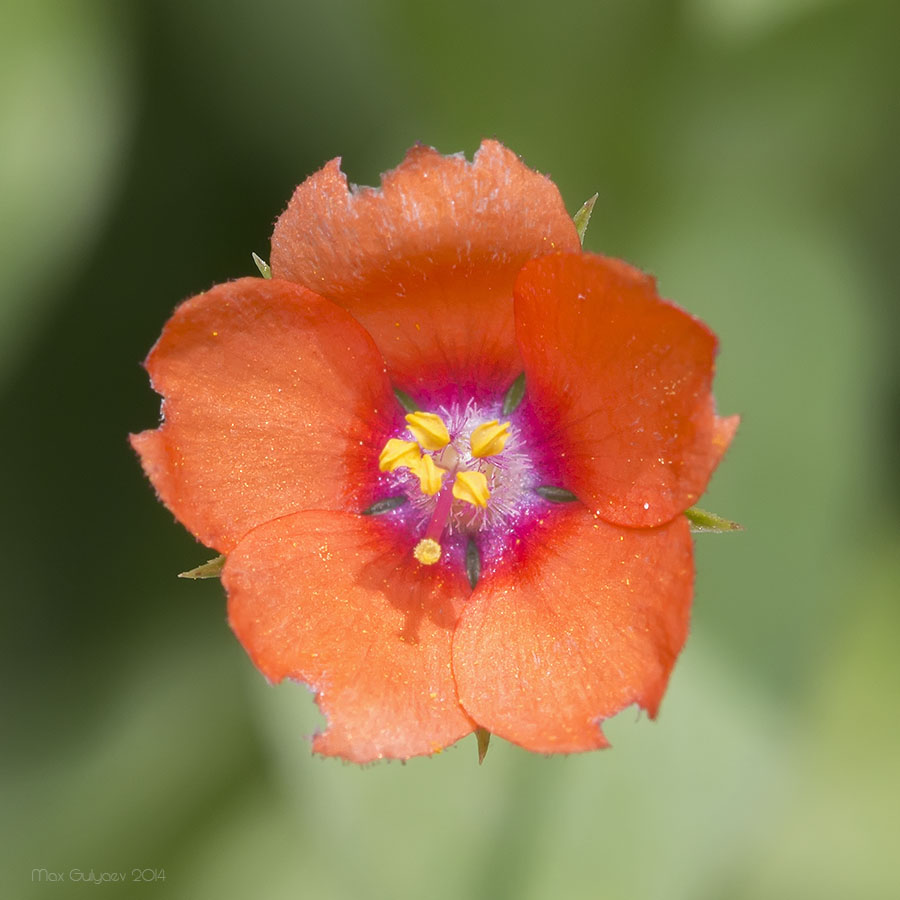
3,0,898,897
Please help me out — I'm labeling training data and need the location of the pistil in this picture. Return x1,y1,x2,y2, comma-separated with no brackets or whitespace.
413,481,455,566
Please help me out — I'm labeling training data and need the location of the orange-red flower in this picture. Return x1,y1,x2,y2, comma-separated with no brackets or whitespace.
132,141,737,762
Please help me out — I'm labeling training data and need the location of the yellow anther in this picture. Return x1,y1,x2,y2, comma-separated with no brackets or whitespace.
470,420,511,458
405,411,450,451
414,538,442,566
453,471,490,508
378,438,421,473
410,454,444,495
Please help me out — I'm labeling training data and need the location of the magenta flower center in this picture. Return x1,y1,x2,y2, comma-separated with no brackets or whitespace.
408,400,535,534
376,397,549,569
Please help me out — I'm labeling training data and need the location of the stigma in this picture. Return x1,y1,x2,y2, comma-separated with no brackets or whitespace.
413,538,442,566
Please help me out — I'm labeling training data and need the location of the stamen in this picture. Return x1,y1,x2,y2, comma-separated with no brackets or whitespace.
381,397,539,568
453,471,490,508
405,411,451,450
470,420,511,458
411,454,444,495
378,438,421,472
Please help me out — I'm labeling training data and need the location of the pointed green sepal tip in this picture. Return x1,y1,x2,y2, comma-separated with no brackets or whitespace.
178,554,226,579
362,496,408,516
573,193,598,246
535,485,578,503
393,386,419,413
475,728,491,764
685,506,743,534
501,373,526,416
252,252,272,279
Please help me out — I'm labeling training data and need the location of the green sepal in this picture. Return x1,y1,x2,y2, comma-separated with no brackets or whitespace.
252,252,272,279
178,554,226,579
361,496,408,516
573,193,598,246
475,728,491,765
393,386,419,413
685,506,743,533
501,373,526,416
465,538,481,590
535,485,578,503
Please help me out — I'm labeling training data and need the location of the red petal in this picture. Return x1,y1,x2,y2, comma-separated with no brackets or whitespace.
130,278,395,553
224,511,474,762
515,253,728,528
713,413,740,464
453,508,693,753
270,140,581,395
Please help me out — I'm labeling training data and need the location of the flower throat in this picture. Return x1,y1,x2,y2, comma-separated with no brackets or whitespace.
377,396,538,567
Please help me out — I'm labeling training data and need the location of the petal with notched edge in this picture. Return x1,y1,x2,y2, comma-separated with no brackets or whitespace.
270,140,581,397
453,507,693,754
225,510,474,763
